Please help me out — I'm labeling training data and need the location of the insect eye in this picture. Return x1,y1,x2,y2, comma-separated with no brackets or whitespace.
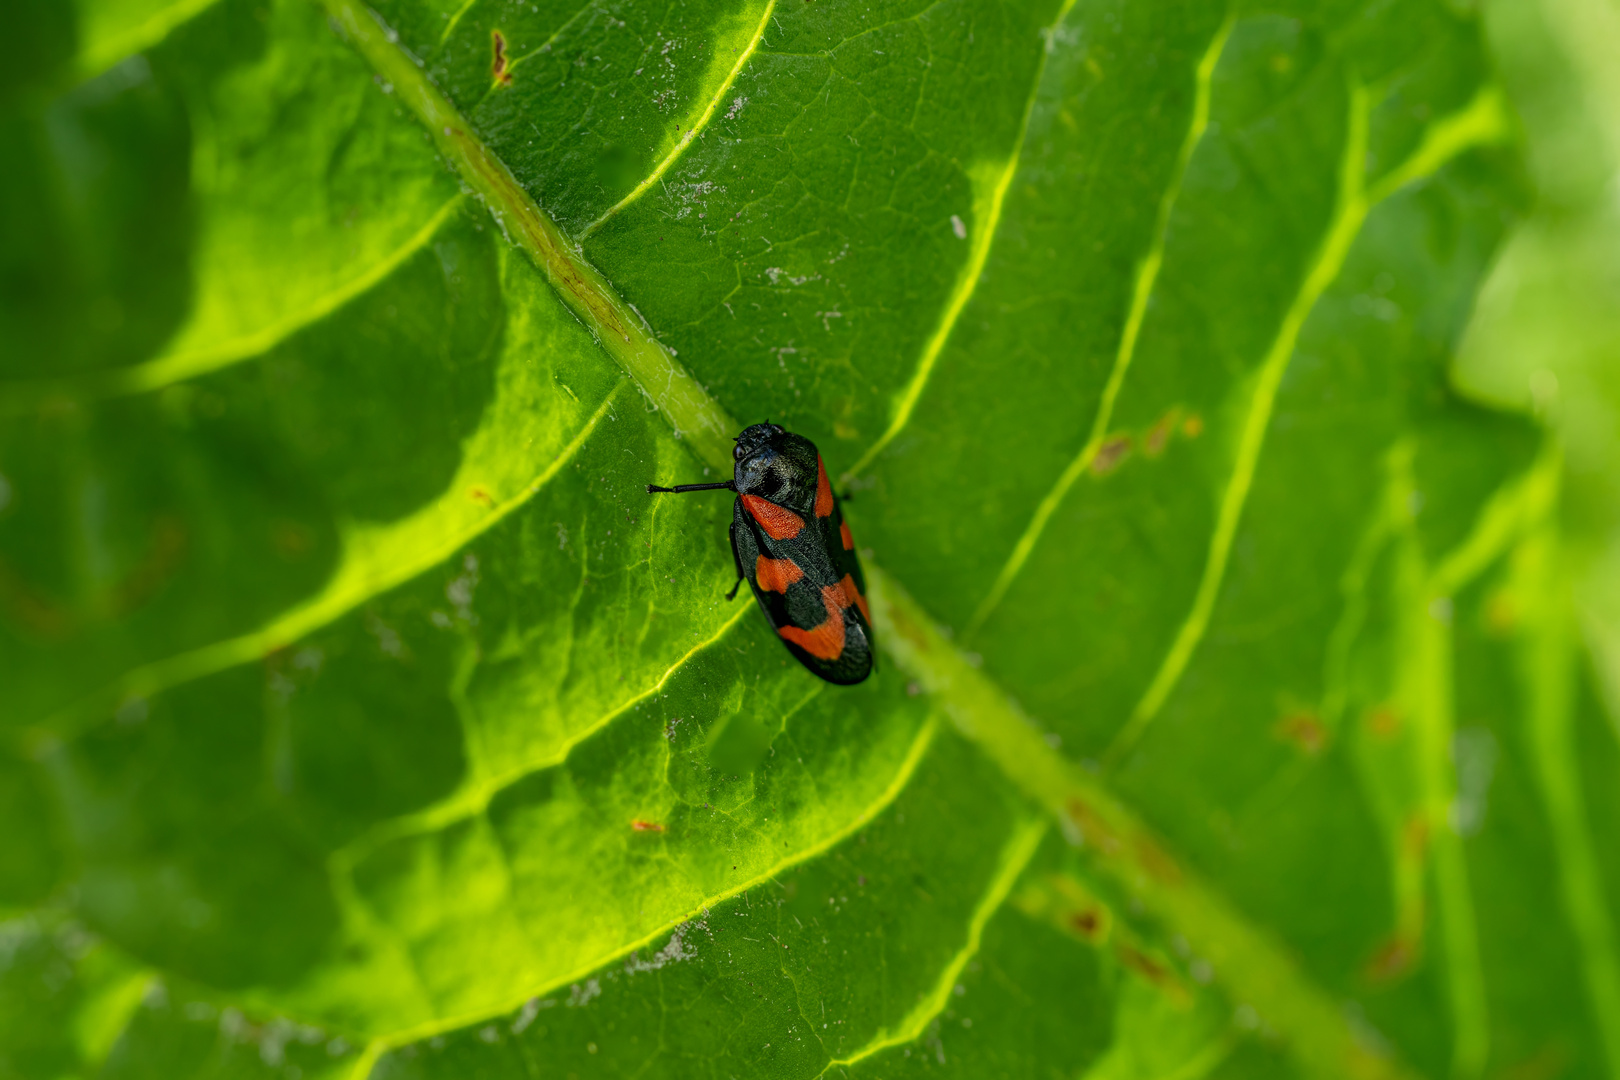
733,443,746,461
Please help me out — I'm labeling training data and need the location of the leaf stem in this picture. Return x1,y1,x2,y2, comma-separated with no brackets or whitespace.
867,564,1420,1080
317,0,737,470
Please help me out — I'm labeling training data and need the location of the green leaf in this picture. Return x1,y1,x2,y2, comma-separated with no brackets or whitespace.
4,0,1618,1077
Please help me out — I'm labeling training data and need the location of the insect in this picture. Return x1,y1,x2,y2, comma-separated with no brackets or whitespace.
648,423,873,685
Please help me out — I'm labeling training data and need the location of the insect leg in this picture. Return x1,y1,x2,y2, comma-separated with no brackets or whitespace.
726,521,747,601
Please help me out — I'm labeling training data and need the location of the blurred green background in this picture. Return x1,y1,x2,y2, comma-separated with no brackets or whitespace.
1462,0,1620,679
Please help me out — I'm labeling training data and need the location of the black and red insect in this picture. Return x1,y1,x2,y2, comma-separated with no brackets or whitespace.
648,423,873,684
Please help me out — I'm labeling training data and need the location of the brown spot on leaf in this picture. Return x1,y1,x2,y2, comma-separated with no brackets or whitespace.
1401,814,1429,859
1485,590,1517,635
492,30,513,85
1117,945,1167,981
470,486,495,507
1066,798,1123,855
1068,905,1110,945
1365,705,1401,739
1143,408,1181,457
886,602,933,655
1091,435,1132,477
1364,935,1418,983
1135,837,1183,886
1116,945,1187,1001
1274,711,1328,755
631,820,665,832
108,515,188,616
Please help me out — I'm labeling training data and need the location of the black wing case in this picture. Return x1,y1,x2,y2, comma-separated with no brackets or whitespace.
733,495,872,685
816,484,871,634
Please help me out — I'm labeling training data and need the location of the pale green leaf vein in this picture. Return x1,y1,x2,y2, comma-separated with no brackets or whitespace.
77,0,224,79
967,16,1233,636
20,386,620,753
1513,467,1620,1078
0,194,465,412
1405,447,1561,1077
319,0,737,467
328,599,755,870
1101,82,1510,768
821,816,1046,1074
437,0,481,48
501,0,600,79
868,565,1419,1080
344,713,942,1078
580,0,779,239
843,0,1079,481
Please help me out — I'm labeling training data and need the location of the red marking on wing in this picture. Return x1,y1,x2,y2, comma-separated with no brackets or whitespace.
814,456,834,518
778,584,849,661
754,555,803,594
839,520,853,551
741,494,804,539
837,573,870,622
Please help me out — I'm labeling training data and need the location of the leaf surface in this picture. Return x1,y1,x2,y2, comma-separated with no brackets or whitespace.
4,0,1619,1078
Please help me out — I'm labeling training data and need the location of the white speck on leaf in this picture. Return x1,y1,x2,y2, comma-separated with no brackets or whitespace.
219,1007,248,1040
446,553,480,625
365,612,404,657
511,996,556,1034
951,214,967,239
268,670,296,702
625,920,700,974
1450,727,1498,835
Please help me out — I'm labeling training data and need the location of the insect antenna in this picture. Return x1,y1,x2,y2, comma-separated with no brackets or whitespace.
646,481,737,494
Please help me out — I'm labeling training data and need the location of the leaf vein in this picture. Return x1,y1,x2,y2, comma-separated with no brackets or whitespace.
19,384,621,752
0,195,466,412
820,816,1046,1073
348,715,941,1074
842,0,1079,480
966,15,1233,636
1101,80,1508,767
580,0,779,239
